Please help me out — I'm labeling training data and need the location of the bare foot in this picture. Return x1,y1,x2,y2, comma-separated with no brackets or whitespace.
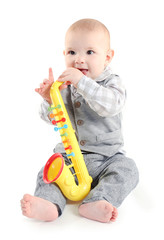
20,194,59,222
78,200,118,223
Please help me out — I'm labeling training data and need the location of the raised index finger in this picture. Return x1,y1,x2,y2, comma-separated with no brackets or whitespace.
49,68,54,82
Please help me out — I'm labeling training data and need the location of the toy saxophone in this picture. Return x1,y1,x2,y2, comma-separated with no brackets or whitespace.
43,81,92,201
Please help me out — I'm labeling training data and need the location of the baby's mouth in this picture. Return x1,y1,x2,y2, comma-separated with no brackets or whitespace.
78,68,88,75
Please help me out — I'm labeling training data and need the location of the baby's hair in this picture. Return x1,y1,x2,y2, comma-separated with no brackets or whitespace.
68,18,109,32
66,18,111,49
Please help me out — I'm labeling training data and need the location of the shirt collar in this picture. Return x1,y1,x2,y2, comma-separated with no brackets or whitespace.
94,65,112,82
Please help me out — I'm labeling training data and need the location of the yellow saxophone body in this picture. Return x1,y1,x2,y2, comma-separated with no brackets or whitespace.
43,81,92,201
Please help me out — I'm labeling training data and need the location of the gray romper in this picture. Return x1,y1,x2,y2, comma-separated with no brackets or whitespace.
34,67,139,215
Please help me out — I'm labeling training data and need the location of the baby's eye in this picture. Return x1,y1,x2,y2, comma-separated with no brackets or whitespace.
87,50,94,55
68,50,76,55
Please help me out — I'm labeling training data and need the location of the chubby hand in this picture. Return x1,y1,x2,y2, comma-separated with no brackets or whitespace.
35,68,54,104
57,67,83,88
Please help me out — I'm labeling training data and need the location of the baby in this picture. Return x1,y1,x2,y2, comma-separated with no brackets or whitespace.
21,18,139,223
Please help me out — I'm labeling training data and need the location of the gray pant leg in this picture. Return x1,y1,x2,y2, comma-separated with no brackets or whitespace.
34,167,66,216
82,153,139,208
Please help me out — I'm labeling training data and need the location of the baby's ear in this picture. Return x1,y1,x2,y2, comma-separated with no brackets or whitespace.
63,50,66,56
106,49,114,64
110,49,114,59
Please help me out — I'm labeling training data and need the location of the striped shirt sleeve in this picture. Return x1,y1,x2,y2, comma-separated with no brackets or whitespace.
39,99,52,124
77,75,126,117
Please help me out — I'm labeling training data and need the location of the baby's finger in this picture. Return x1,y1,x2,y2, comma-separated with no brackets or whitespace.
57,75,69,83
43,79,49,84
35,88,42,94
35,88,39,92
58,70,69,79
49,68,54,82
65,81,71,85
40,83,44,88
59,84,68,91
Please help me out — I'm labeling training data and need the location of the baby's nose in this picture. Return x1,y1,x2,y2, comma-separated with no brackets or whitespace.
75,55,85,64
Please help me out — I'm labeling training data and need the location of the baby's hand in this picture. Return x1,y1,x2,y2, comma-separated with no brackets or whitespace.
57,67,83,88
35,68,54,104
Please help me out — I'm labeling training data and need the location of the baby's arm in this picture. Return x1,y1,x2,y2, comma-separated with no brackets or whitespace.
77,75,126,117
57,67,126,117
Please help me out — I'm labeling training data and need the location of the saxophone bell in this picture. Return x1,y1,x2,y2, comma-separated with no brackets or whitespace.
43,153,64,184
43,153,91,201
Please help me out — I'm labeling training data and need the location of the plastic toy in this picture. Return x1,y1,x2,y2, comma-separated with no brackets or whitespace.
43,81,92,201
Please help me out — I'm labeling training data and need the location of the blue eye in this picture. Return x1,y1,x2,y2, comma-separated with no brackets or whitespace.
68,51,76,55
87,50,94,55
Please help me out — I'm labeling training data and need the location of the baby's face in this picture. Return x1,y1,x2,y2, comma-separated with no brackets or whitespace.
64,29,112,79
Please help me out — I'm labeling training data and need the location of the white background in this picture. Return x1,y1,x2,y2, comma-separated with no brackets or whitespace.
0,0,164,239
